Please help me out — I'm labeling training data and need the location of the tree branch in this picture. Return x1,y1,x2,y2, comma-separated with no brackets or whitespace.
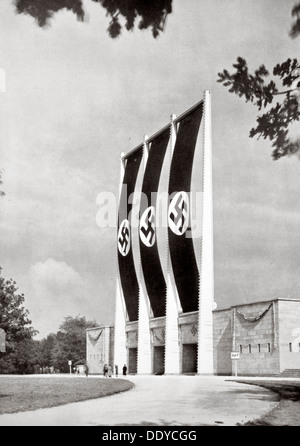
218,57,300,159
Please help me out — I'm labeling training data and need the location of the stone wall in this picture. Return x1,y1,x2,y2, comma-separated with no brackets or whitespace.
213,301,281,376
109,326,115,370
213,308,232,375
178,312,198,374
93,299,300,376
126,321,138,348
150,317,166,347
86,326,113,374
233,301,280,376
278,300,300,372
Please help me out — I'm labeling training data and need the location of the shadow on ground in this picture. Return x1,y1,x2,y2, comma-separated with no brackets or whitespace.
234,380,300,401
99,420,211,426
233,380,300,426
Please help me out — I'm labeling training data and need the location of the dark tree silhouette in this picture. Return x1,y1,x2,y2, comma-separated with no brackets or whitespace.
0,267,38,373
14,0,173,38
218,57,300,160
50,316,98,372
217,3,300,160
290,2,300,38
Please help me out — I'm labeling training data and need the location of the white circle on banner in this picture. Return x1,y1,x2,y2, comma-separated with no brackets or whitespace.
168,191,190,236
118,219,131,256
140,206,156,247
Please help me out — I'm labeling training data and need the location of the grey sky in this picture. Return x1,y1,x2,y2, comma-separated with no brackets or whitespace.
0,0,299,339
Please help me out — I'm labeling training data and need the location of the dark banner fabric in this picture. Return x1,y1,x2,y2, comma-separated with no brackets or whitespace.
139,130,170,318
168,104,203,313
118,149,143,322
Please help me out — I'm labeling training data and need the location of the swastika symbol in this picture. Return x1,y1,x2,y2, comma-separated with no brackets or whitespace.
118,219,130,256
168,192,189,236
140,207,156,247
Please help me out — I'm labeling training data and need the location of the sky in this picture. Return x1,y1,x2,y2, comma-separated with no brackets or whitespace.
0,0,299,339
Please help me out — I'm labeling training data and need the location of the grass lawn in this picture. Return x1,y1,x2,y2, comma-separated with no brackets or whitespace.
0,375,134,415
235,380,300,426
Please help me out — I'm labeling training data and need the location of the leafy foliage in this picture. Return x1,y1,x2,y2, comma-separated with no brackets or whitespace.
0,267,98,374
14,0,173,38
11,339,41,374
0,268,38,373
44,316,98,373
217,57,277,110
15,0,85,27
290,2,300,38
217,57,300,160
38,333,56,368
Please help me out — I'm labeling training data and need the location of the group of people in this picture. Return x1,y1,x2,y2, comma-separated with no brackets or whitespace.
103,364,127,378
38,366,59,374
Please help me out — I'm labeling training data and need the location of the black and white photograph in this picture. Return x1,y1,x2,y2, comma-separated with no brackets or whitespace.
0,0,300,429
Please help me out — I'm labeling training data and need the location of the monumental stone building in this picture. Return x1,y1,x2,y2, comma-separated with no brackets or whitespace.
87,93,300,377
86,298,300,376
114,94,214,376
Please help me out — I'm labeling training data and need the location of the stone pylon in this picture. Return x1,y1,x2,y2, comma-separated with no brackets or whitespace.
197,90,214,375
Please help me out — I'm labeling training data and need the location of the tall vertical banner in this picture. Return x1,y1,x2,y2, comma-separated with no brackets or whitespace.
118,149,143,322
139,130,170,318
168,104,203,313
115,93,214,375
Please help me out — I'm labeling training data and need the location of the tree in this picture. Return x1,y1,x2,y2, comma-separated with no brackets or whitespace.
38,333,57,368
51,315,98,372
217,57,300,160
13,339,41,374
0,267,38,373
290,2,300,38
14,0,173,38
217,3,300,160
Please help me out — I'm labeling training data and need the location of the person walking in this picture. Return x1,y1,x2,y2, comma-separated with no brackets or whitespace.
115,364,118,377
108,364,112,378
122,364,127,376
103,364,108,378
85,364,89,377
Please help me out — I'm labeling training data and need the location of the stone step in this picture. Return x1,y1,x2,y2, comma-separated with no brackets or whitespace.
280,369,300,377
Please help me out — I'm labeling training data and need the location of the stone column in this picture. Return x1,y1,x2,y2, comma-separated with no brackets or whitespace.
113,154,127,371
198,90,214,375
137,137,152,374
165,114,181,374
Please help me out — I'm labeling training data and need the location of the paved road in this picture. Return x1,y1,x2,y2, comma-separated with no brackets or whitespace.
0,375,279,426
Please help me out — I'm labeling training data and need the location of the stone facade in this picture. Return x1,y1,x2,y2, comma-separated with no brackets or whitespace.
86,326,114,375
178,312,198,374
126,321,138,374
149,317,166,375
89,299,300,376
213,308,232,375
278,299,300,373
213,299,300,376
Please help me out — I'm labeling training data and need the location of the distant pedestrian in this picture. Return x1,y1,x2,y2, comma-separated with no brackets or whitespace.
108,365,112,378
103,364,108,378
123,364,127,376
85,364,89,377
115,365,118,377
